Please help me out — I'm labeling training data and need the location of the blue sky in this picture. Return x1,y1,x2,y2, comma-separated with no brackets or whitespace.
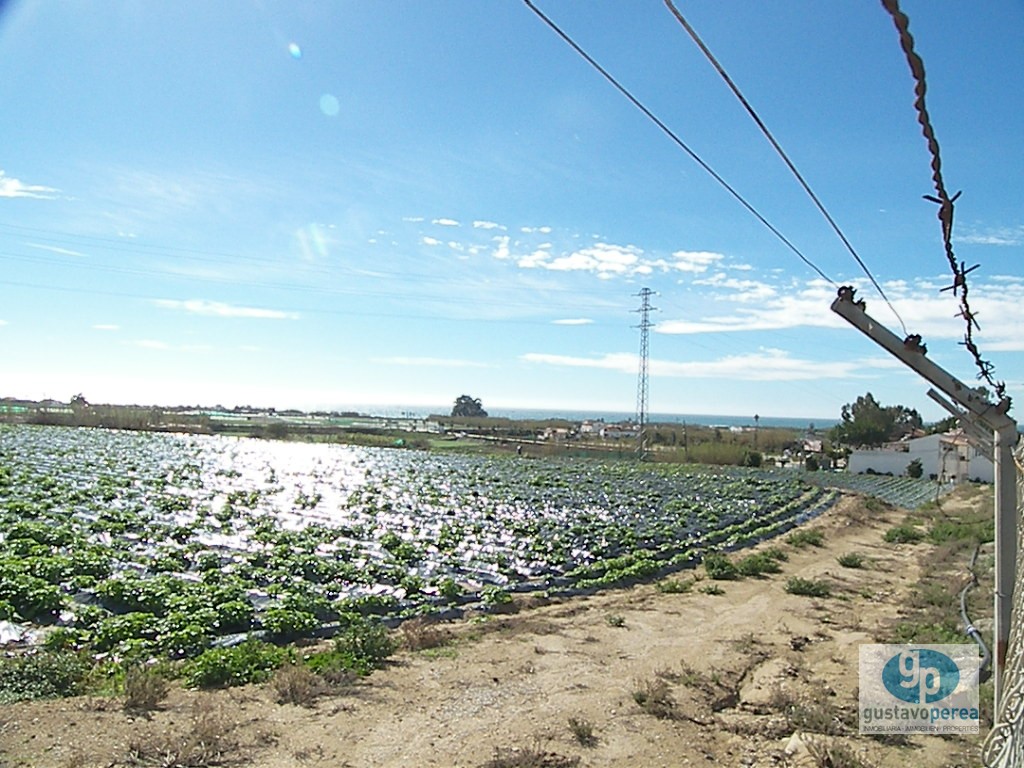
1,1,1021,420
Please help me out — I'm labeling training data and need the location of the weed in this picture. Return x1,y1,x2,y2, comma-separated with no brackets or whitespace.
837,552,866,569
883,524,924,544
482,744,581,768
788,529,825,548
271,663,334,707
733,632,759,654
400,617,450,651
785,577,831,598
656,577,694,594
805,736,875,767
122,664,170,713
125,697,241,767
606,614,626,628
567,715,597,747
699,583,725,596
632,676,676,719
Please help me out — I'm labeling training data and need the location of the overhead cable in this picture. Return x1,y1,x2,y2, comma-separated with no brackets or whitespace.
662,0,908,336
522,0,836,287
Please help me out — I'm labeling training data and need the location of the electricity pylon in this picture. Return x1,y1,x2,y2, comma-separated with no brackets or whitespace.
634,288,656,460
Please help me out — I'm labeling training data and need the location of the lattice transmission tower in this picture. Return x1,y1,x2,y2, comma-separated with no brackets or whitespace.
634,288,657,460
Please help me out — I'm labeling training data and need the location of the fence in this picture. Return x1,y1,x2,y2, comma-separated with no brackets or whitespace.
982,441,1024,766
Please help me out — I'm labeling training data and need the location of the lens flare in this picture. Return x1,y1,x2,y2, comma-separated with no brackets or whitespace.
288,42,302,59
319,93,340,117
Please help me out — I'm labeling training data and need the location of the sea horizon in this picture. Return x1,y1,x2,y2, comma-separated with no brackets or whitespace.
342,404,835,431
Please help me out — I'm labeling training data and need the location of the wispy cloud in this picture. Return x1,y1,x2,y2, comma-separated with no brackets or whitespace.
0,320,8,327
153,299,299,320
552,318,594,326
131,339,170,350
0,170,58,199
954,225,1024,246
422,236,443,246
432,218,460,227
372,356,490,368
522,349,893,382
473,220,505,231
92,324,120,331
27,243,86,258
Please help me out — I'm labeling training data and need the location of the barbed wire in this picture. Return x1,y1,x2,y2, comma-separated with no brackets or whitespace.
880,0,1007,404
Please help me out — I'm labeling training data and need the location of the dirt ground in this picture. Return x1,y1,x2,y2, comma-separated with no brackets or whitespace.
0,491,988,768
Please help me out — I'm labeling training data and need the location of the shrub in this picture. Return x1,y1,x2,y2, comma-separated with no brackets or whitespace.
182,639,292,689
305,615,395,678
703,552,738,581
788,529,825,548
0,651,90,703
736,552,784,577
123,664,170,712
785,577,831,598
633,677,676,719
837,552,866,569
567,716,597,747
656,577,694,594
884,524,924,544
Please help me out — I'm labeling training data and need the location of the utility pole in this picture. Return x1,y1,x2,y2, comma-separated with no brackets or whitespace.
634,288,656,461
831,286,1018,709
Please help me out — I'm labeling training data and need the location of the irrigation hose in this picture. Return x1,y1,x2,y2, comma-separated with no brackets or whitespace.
960,543,993,683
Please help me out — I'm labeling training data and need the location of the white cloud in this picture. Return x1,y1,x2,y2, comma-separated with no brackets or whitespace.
693,272,777,302
492,236,511,260
666,250,725,273
153,299,299,320
473,220,505,231
422,236,442,246
0,170,58,199
552,318,594,326
522,349,891,382
27,243,86,258
0,320,7,327
92,324,120,331
402,216,425,223
433,218,460,227
954,226,1024,246
518,243,643,276
372,356,490,368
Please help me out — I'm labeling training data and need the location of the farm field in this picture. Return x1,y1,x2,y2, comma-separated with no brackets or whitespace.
0,424,851,656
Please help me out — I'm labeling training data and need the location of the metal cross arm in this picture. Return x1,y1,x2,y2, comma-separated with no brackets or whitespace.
830,285,1019,712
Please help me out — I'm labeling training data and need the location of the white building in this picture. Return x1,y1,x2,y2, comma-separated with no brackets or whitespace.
847,430,993,483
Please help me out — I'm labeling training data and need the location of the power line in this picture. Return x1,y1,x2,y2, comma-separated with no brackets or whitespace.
661,0,908,336
521,0,836,287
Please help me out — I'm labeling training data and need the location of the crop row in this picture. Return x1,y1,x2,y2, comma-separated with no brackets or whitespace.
1,424,830,661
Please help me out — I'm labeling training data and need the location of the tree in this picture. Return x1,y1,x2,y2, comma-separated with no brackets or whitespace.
451,395,487,418
907,458,923,479
829,392,922,447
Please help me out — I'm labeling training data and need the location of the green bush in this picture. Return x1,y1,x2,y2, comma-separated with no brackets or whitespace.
785,577,831,598
787,529,825,548
0,652,91,703
837,552,866,568
736,551,784,577
703,552,738,581
182,638,292,688
884,524,925,544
